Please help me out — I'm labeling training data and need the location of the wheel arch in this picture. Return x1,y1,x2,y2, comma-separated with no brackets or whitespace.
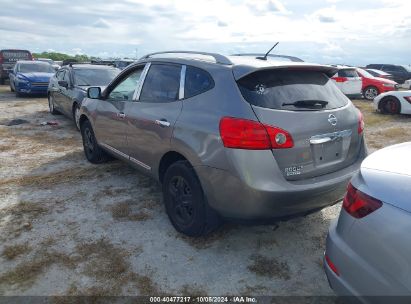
78,114,90,130
379,95,401,112
158,151,190,183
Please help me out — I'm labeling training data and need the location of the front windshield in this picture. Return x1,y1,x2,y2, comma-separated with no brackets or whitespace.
74,68,120,86
357,68,374,78
19,63,55,73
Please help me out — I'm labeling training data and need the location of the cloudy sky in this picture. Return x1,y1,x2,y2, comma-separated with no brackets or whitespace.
1,0,410,65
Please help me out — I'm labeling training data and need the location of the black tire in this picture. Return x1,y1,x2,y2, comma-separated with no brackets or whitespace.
363,86,379,101
80,120,109,164
10,82,14,92
48,94,60,115
72,102,81,131
163,160,222,237
381,97,401,115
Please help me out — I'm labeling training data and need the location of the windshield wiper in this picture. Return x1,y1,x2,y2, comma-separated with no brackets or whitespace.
282,100,328,108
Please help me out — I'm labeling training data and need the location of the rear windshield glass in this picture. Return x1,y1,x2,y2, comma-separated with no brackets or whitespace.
19,63,55,73
73,68,120,86
237,70,348,111
339,69,358,77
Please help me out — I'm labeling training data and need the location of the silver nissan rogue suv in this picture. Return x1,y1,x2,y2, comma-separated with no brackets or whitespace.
79,51,367,237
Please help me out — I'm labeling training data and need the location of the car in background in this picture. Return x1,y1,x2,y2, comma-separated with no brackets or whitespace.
35,58,60,71
356,68,398,100
0,49,32,85
325,142,411,302
331,66,362,98
373,90,411,115
48,64,120,130
77,51,367,237
365,68,394,81
9,61,55,96
401,79,411,90
113,59,135,70
366,64,411,84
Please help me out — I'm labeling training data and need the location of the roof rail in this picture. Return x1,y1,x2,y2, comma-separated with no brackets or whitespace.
231,53,304,63
140,51,233,65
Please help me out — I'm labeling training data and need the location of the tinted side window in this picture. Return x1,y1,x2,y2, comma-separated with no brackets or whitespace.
339,69,358,77
139,64,181,103
382,65,394,71
56,70,65,81
63,70,71,84
184,66,214,98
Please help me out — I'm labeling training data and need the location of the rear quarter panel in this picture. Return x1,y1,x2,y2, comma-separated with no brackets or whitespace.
341,171,411,295
171,65,258,170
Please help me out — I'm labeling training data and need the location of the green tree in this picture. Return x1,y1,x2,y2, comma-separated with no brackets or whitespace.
32,51,98,62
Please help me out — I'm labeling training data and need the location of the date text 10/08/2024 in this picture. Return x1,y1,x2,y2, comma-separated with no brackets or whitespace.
150,296,258,303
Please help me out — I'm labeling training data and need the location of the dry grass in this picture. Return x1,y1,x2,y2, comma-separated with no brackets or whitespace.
0,163,122,188
0,250,75,287
111,201,152,222
0,201,50,239
178,225,236,250
4,200,49,216
179,284,208,297
352,100,396,127
76,239,130,281
248,254,291,280
2,243,31,260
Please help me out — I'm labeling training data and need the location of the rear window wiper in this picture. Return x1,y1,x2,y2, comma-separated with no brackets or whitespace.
282,100,329,108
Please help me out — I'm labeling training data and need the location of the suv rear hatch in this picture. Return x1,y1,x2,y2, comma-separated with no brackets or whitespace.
236,67,363,181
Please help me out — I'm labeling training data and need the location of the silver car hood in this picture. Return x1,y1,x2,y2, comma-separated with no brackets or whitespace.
355,142,411,212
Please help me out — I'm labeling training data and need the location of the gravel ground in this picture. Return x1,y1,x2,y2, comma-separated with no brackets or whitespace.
0,84,410,297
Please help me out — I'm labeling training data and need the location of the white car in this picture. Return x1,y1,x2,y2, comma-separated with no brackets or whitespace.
401,79,411,90
331,66,362,98
373,90,411,114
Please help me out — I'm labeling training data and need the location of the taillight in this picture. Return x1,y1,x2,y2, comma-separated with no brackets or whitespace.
325,255,340,276
342,183,382,219
404,96,411,104
358,111,364,134
219,117,293,150
332,77,348,83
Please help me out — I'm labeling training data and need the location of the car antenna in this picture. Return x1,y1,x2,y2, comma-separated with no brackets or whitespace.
257,42,279,61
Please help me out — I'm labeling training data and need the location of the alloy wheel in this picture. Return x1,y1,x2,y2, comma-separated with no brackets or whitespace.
365,88,378,100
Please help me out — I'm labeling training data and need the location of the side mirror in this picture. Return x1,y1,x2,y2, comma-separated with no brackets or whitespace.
88,87,101,99
58,80,68,89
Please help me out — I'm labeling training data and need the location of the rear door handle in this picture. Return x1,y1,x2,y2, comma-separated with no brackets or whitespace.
117,112,126,119
155,119,170,127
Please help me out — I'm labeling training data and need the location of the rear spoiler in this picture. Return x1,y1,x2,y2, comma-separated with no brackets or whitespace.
233,64,339,80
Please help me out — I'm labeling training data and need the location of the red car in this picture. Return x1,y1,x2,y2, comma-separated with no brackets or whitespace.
357,68,398,100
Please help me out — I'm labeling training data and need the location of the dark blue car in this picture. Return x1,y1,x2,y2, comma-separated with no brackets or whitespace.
9,61,55,96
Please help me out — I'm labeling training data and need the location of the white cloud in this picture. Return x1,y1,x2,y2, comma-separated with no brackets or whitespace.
0,0,410,65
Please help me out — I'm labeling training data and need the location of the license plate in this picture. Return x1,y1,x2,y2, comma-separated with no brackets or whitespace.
311,138,343,165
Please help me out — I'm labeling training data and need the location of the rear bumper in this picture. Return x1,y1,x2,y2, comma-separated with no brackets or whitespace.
196,140,367,220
